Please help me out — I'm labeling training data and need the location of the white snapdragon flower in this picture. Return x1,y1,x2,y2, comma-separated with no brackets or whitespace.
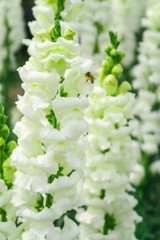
150,160,160,175
111,0,148,67
29,0,57,35
62,0,112,70
63,0,147,68
0,179,23,240
11,1,93,239
78,32,140,240
0,0,24,73
7,0,25,70
133,0,160,159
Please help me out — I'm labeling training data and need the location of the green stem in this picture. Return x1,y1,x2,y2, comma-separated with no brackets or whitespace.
0,146,4,179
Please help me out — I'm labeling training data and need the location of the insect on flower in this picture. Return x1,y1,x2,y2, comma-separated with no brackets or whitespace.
85,72,95,84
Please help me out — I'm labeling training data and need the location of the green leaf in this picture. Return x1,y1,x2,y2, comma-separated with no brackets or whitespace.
109,31,120,49
35,194,44,212
103,213,116,235
60,86,68,97
0,208,7,222
59,76,65,84
46,194,54,208
56,0,65,20
2,158,16,187
99,189,105,199
100,148,110,154
48,166,64,184
46,109,58,129
50,20,61,42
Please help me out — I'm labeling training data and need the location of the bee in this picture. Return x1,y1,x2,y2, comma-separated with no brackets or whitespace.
85,72,95,84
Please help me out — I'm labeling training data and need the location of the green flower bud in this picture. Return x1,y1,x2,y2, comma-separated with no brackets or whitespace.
3,158,16,186
0,115,7,126
110,48,117,57
0,102,3,114
0,137,5,146
0,124,10,141
49,20,61,42
104,46,112,55
35,30,51,42
63,27,76,40
101,60,111,71
112,64,123,78
117,81,131,95
118,51,125,59
103,74,118,96
4,141,17,160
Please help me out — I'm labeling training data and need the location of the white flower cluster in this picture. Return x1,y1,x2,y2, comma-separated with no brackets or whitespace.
63,0,147,69
0,179,23,240
133,0,160,159
0,0,25,73
78,33,141,239
62,0,112,70
110,0,147,67
11,1,93,239
79,87,141,239
29,0,57,35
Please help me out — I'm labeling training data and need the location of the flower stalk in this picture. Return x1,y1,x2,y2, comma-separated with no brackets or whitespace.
11,0,93,238
78,32,140,240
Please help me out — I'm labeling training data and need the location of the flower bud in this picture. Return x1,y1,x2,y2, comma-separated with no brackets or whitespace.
0,137,5,146
110,48,117,57
104,46,112,55
35,30,51,42
63,27,76,40
118,51,125,59
1,124,10,141
3,158,16,186
5,141,17,159
112,64,123,78
103,74,118,95
101,59,111,72
117,81,131,95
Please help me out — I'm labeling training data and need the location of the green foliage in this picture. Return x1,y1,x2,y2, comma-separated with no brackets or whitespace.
54,209,78,229
60,86,68,97
55,0,65,20
93,22,103,54
0,102,16,189
46,109,58,129
35,194,44,212
103,213,116,235
0,208,7,222
48,166,64,184
35,167,64,211
50,20,61,42
135,173,160,240
46,194,54,208
46,109,60,130
108,31,120,49
100,148,110,154
99,189,105,199
59,76,65,84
